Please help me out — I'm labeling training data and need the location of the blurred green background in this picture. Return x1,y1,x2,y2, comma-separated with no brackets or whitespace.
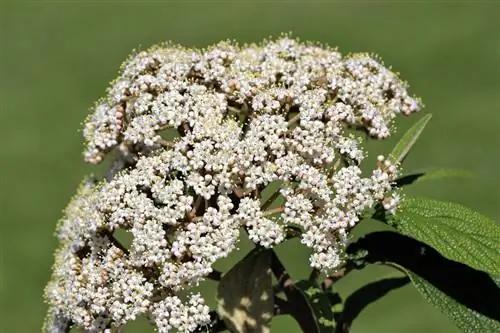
1,1,499,332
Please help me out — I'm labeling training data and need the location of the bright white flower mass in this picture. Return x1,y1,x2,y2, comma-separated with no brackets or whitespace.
45,36,420,332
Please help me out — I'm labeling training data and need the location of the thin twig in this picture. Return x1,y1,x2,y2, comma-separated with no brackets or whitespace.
188,195,203,219
270,250,320,333
274,295,290,316
308,268,320,283
157,137,175,148
270,250,293,290
157,123,173,131
287,112,301,126
261,189,281,211
254,187,260,200
228,105,242,114
240,102,253,133
262,206,284,216
233,187,253,198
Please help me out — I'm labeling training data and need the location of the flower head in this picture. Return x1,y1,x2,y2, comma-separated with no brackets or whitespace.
45,36,420,332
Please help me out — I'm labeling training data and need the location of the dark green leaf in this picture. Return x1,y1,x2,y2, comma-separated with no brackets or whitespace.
293,279,336,333
390,114,432,164
392,263,500,333
347,231,500,322
216,249,273,333
395,197,500,276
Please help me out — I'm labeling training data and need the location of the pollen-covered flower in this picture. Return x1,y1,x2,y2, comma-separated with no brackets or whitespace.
44,36,420,332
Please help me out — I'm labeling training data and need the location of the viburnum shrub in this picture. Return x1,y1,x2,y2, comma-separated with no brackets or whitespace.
44,36,500,333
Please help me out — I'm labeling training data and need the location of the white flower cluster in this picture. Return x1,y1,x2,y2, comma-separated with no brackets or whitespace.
45,37,420,333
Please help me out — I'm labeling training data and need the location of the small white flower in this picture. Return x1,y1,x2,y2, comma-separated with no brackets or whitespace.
45,36,420,332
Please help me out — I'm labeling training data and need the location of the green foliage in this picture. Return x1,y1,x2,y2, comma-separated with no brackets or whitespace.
292,279,336,333
395,264,500,332
389,114,432,164
347,230,500,333
381,104,500,331
216,248,274,333
394,196,500,276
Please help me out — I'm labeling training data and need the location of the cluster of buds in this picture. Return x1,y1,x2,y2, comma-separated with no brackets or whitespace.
44,36,420,332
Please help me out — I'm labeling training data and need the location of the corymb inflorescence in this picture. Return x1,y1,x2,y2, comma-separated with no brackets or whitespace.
44,36,420,333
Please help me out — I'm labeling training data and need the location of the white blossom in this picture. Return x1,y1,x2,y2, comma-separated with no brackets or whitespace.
45,36,420,332
152,294,210,333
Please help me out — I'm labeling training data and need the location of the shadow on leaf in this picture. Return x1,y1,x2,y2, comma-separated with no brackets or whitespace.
395,172,425,187
346,231,500,321
335,276,410,332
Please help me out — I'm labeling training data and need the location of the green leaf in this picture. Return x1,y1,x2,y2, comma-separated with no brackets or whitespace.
395,168,474,187
293,279,336,333
216,248,273,333
348,231,500,332
390,114,432,164
395,197,500,276
392,264,500,333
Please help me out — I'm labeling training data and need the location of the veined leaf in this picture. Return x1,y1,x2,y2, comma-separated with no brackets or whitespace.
391,263,500,333
347,231,500,330
390,114,432,164
347,231,500,321
395,197,500,276
216,248,273,333
395,168,474,187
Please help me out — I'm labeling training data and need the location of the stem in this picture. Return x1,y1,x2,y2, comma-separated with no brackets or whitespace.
234,187,251,198
240,102,252,133
157,123,173,131
178,122,190,136
188,195,203,219
262,206,284,216
157,137,175,148
308,268,320,282
270,250,319,333
228,105,242,114
261,188,281,211
274,295,290,316
270,250,293,290
287,112,301,126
